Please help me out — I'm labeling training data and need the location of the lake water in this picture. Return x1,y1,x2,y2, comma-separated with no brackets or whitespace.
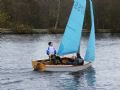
0,33,120,90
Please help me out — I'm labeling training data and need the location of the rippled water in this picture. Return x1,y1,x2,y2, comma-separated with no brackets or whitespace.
0,33,120,90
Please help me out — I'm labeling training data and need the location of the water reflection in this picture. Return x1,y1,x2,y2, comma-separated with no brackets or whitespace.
83,33,120,40
69,67,96,90
32,67,96,90
85,67,96,86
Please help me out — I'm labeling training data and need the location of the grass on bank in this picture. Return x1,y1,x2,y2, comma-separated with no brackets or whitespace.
0,27,119,34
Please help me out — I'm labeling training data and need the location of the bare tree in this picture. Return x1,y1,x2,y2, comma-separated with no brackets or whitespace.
54,0,61,30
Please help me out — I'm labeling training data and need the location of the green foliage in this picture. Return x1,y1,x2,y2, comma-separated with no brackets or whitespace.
0,0,120,33
48,28,64,34
12,23,33,34
0,11,10,28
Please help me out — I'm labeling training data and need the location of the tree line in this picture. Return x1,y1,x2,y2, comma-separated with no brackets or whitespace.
0,0,120,33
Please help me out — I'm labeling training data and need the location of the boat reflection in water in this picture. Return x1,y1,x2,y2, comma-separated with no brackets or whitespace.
67,67,96,90
32,67,96,90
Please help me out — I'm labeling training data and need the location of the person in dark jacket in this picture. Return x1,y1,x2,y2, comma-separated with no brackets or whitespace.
74,53,84,65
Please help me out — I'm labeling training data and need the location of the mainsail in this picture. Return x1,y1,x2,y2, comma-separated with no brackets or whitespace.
57,0,86,55
84,0,95,62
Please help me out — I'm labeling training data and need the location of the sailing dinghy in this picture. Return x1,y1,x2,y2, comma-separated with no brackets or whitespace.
32,0,95,72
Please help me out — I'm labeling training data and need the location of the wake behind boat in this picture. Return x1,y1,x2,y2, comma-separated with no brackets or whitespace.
32,0,95,72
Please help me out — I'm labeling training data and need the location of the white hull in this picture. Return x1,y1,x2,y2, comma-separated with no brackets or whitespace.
45,62,92,72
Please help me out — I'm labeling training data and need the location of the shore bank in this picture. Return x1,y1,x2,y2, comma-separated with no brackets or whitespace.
0,28,119,34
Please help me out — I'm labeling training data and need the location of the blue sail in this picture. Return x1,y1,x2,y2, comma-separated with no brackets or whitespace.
57,0,86,55
84,0,95,62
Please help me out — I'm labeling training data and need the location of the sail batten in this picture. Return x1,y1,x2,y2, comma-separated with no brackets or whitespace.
57,0,87,55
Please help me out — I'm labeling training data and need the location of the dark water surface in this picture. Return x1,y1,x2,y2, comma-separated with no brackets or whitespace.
0,33,120,90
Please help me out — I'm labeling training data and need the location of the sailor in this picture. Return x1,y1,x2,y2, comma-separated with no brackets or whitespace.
74,53,84,65
46,42,56,64
46,42,56,56
46,42,63,64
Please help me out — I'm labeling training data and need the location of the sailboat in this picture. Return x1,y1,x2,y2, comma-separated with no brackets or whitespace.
32,0,95,72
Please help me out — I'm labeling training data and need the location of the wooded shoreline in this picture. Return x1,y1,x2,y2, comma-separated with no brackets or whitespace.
0,0,120,33
0,28,119,34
